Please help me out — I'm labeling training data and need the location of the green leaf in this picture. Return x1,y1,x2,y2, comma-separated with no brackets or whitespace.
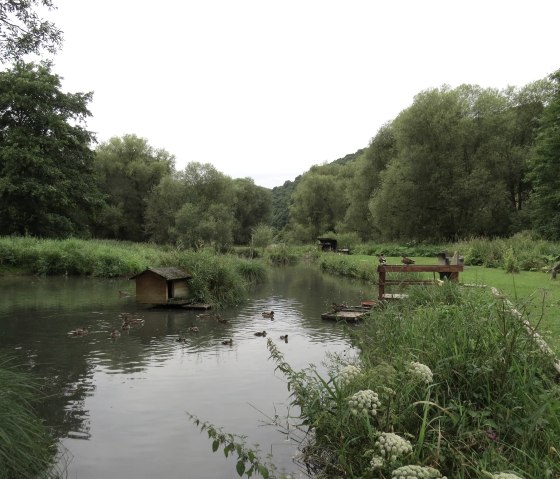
258,465,269,479
212,439,220,452
236,460,245,476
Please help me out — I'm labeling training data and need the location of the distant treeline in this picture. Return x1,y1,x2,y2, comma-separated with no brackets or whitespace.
1,63,559,247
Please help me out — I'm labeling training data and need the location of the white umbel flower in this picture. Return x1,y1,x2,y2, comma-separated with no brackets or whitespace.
375,432,412,461
491,473,524,479
408,361,434,384
337,364,361,386
347,389,380,417
370,454,384,470
391,464,446,478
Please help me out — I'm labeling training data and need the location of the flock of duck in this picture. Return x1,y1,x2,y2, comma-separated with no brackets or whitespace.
176,309,289,346
377,255,416,265
69,309,289,346
67,312,145,340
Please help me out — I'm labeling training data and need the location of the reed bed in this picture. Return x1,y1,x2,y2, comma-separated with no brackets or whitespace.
0,355,58,479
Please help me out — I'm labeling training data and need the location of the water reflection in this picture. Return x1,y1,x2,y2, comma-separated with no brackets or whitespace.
0,264,374,478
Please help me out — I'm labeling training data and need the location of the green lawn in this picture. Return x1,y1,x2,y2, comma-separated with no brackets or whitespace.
382,256,560,352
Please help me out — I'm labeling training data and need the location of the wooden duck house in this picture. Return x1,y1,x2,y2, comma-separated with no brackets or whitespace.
131,267,192,305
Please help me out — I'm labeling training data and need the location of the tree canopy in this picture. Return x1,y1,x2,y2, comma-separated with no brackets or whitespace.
0,62,100,237
0,0,62,62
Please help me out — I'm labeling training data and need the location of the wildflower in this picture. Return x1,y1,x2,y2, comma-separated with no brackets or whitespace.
375,432,412,462
408,361,434,384
391,464,446,478
337,364,361,386
485,428,498,442
370,454,384,470
347,389,380,417
491,473,524,479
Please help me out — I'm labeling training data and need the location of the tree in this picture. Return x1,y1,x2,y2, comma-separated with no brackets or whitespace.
0,62,100,237
527,69,560,239
288,166,348,242
342,125,395,240
0,0,62,62
145,162,238,247
232,178,271,244
251,223,274,251
93,134,175,241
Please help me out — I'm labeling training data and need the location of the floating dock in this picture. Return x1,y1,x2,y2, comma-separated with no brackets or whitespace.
321,310,368,322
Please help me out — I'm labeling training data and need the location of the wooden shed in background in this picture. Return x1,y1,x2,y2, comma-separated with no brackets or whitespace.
131,267,192,305
317,237,337,252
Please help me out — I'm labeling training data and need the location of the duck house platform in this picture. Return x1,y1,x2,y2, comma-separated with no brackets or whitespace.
321,307,370,322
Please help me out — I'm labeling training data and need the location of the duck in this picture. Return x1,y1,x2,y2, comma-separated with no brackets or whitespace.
254,331,267,337
127,316,144,324
216,315,228,324
377,254,387,264
176,336,187,343
221,338,233,345
280,334,288,341
68,327,89,337
121,322,131,330
401,256,415,265
261,311,274,319
187,326,200,332
331,302,347,312
110,329,121,339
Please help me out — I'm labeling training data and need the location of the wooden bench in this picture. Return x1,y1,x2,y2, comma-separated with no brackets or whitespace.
377,264,463,300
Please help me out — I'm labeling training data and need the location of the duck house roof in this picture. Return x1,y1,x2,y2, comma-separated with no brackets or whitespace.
130,267,192,281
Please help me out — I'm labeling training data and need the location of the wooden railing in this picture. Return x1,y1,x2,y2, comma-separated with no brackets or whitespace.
377,264,463,300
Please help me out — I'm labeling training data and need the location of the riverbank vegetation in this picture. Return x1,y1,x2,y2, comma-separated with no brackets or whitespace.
0,236,267,307
264,285,560,479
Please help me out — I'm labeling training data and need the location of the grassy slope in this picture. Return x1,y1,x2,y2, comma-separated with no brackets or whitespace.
320,254,560,351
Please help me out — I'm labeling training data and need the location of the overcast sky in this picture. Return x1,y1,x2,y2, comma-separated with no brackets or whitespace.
47,0,559,188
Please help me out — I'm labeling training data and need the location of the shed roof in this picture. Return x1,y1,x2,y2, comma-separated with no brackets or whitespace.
131,267,192,281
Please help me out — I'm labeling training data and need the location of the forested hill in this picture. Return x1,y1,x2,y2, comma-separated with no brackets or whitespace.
271,148,366,231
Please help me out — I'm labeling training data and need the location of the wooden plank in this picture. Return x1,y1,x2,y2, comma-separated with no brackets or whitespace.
321,310,366,322
382,280,438,286
377,264,463,273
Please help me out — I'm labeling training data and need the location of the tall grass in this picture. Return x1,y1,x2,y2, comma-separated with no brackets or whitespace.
0,237,267,307
0,355,58,479
267,285,560,478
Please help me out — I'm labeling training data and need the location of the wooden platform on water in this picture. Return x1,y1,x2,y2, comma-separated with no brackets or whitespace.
181,302,212,310
321,310,367,322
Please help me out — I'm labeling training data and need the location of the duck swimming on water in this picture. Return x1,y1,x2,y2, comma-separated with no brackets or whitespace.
254,331,267,337
262,311,274,319
68,328,89,337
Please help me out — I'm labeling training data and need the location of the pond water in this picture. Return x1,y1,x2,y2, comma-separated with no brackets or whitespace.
0,264,375,479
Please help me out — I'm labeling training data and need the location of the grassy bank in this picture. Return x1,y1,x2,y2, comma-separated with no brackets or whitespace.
0,356,58,479
0,236,267,307
317,250,560,351
268,285,560,479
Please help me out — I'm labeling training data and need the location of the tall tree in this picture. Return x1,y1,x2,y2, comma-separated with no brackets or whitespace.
288,165,349,242
527,69,560,239
0,0,62,62
232,178,271,244
0,62,100,237
93,134,175,241
343,125,395,240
